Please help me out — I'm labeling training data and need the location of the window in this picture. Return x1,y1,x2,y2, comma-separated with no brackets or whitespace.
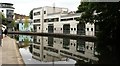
46,28,47,30
91,28,93,31
39,39,40,42
45,18,59,22
34,11,40,16
44,55,45,58
74,43,75,46
90,47,92,50
87,28,89,31
44,19,48,22
61,28,62,30
86,46,89,49
74,28,76,31
54,28,56,30
34,19,40,23
54,41,56,43
1,10,3,12
44,11,46,14
71,43,72,45
39,27,40,29
71,28,73,30
61,18,73,21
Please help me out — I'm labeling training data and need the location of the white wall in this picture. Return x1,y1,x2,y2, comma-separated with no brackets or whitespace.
85,23,95,36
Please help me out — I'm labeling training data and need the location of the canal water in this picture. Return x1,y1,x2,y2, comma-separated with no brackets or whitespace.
8,34,119,65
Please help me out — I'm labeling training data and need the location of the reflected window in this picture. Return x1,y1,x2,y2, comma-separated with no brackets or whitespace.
90,47,92,50
87,46,89,49
76,40,85,54
54,41,56,43
63,38,70,50
87,28,89,31
44,55,45,58
48,37,53,47
91,28,93,31
74,43,75,46
60,42,62,44
71,43,72,45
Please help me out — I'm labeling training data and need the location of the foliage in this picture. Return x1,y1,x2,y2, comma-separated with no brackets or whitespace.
24,17,29,29
11,19,16,27
23,38,30,46
0,12,7,25
77,2,120,64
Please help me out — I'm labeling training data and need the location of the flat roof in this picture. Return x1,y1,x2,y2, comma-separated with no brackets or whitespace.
61,13,81,18
0,3,13,5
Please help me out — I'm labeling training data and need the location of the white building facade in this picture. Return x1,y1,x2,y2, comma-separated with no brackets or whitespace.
0,3,14,22
33,6,95,36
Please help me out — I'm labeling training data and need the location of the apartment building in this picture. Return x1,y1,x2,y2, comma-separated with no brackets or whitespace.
0,3,14,22
33,6,95,36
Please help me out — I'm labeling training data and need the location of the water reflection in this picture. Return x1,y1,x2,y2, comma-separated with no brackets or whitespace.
9,34,99,64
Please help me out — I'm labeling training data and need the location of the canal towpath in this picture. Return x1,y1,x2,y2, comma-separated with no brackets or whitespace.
0,35,24,65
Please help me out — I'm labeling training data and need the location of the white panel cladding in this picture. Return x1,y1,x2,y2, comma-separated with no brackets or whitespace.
85,23,95,36
32,6,95,36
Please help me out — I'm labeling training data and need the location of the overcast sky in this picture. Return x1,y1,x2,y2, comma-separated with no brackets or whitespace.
0,0,81,16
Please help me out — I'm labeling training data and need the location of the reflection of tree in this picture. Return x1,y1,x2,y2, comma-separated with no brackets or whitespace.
77,2,120,64
24,17,29,29
19,38,30,48
15,35,19,41
11,19,17,31
24,38,29,46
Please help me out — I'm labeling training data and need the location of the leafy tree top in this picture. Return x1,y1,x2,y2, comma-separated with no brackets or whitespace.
24,17,29,28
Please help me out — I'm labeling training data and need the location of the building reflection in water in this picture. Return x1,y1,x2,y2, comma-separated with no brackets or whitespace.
13,35,99,64
31,35,99,64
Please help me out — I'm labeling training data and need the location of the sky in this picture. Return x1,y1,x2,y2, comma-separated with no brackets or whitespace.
0,0,81,16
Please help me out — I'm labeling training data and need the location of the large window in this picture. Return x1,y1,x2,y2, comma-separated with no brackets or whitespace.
34,19,40,23
44,18,59,22
61,18,73,21
34,11,40,16
6,10,14,15
44,11,46,14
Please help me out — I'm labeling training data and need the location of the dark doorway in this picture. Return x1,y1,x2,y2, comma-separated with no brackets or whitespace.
63,24,70,34
77,23,85,35
48,24,54,33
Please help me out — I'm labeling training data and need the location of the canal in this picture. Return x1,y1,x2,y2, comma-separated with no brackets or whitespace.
8,34,119,65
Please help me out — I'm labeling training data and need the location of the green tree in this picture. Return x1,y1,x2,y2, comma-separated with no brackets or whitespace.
24,17,29,29
77,2,120,64
11,19,16,27
0,12,7,25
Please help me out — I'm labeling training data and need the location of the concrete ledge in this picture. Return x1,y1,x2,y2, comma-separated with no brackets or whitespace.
8,31,97,42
